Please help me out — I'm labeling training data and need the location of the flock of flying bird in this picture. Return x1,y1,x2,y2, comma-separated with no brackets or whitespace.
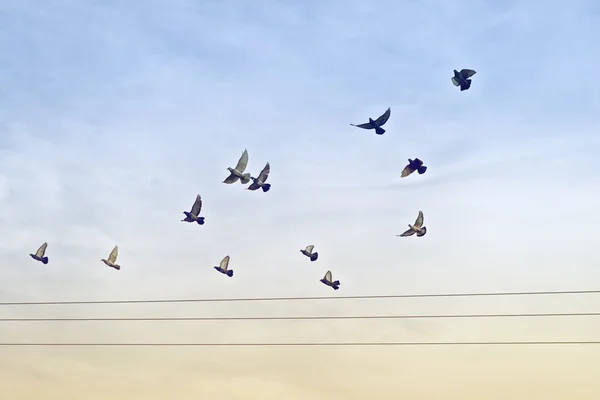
28,68,478,291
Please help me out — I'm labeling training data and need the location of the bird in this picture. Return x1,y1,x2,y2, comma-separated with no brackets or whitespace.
350,107,391,135
397,210,427,237
29,242,49,264
320,270,340,290
223,149,251,184
401,158,428,178
214,255,233,277
451,69,477,91
101,245,121,270
181,194,205,225
300,245,318,261
247,162,271,192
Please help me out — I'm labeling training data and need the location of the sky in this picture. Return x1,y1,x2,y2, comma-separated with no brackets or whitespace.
0,0,599,398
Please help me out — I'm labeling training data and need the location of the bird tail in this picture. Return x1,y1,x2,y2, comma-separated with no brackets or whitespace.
226,270,234,277
460,80,471,91
113,265,121,270
197,217,205,225
417,227,427,237
262,183,271,192
375,126,385,135
332,280,340,286
417,166,427,174
41,256,48,264
240,173,251,184
332,284,340,290
310,252,318,262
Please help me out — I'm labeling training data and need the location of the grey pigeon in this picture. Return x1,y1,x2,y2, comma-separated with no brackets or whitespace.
214,255,233,277
397,210,427,237
451,69,477,91
181,194,205,225
401,158,427,178
247,162,271,192
29,242,49,264
300,245,318,261
320,270,340,290
350,107,391,135
223,149,251,184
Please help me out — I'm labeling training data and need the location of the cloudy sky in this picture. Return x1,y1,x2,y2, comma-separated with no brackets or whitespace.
0,0,599,398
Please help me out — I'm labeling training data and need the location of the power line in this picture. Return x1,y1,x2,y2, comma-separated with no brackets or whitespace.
0,341,599,346
1,312,599,322
1,289,599,306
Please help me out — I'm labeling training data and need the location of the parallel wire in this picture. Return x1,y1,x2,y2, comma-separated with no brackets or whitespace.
0,341,599,346
1,312,599,321
1,289,599,306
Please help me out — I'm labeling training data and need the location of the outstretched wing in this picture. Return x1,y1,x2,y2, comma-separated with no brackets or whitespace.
460,69,476,79
305,245,314,253
350,122,373,129
414,210,424,228
190,194,202,215
223,174,239,184
36,242,48,257
257,162,270,182
108,246,118,263
451,77,460,86
373,107,391,126
235,149,249,173
401,165,415,177
247,182,260,190
220,255,230,270
413,158,423,167
324,270,332,282
397,229,415,237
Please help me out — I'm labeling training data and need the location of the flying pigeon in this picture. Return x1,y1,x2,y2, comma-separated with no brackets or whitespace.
247,162,271,192
320,270,340,290
101,245,121,270
214,255,233,277
181,194,205,225
397,210,427,237
300,245,318,261
451,69,477,91
29,242,49,264
401,158,427,178
350,107,391,135
223,149,251,184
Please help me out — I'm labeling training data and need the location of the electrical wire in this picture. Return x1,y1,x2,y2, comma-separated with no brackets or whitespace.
0,341,599,346
1,289,599,306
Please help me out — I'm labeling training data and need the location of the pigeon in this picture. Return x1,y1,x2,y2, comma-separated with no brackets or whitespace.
397,210,427,237
300,245,318,261
29,242,49,264
451,69,477,91
223,149,251,184
320,270,340,290
181,194,205,225
401,158,428,178
247,162,271,192
214,255,233,277
101,245,121,270
350,107,391,135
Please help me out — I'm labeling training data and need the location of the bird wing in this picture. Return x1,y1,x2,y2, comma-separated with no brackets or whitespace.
223,173,239,184
451,77,460,86
401,165,415,177
460,69,476,78
373,107,391,126
414,211,424,228
247,182,260,190
324,270,332,282
305,245,314,253
413,158,423,167
108,246,118,263
350,122,373,129
190,194,202,215
36,242,48,257
234,149,249,173
257,162,270,182
397,229,415,237
220,255,230,270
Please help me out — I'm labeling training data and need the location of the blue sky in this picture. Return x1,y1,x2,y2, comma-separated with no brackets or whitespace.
0,1,599,398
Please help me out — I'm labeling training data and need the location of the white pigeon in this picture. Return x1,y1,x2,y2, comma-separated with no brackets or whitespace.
214,255,233,277
300,245,318,261
223,149,251,184
101,245,121,270
320,270,340,290
397,210,427,237
29,242,49,264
